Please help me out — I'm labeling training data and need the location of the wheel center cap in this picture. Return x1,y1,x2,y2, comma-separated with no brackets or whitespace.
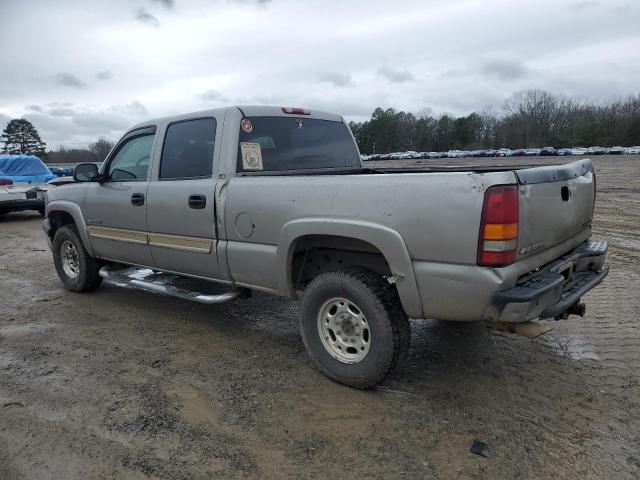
340,318,355,336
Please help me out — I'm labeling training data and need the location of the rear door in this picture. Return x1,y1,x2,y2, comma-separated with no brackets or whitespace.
84,127,156,266
146,116,225,279
516,159,595,260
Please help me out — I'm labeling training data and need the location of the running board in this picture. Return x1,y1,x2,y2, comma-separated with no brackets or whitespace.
99,266,244,304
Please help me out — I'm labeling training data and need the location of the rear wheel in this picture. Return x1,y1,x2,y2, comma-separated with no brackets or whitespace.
300,267,410,389
52,225,102,292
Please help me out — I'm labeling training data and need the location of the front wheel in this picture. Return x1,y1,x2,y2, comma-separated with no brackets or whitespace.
300,268,410,389
52,225,102,292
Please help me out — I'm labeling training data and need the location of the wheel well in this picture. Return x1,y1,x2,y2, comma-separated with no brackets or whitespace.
290,235,392,290
48,211,76,238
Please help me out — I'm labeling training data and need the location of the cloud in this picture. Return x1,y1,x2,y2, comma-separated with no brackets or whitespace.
318,72,355,88
151,0,175,8
113,100,148,116
570,0,599,10
377,67,415,83
53,72,86,89
96,70,112,81
25,105,43,112
135,7,160,26
198,90,229,102
48,107,76,117
480,56,529,81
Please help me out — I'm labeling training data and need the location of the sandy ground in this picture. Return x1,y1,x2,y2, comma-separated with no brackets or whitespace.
0,155,639,479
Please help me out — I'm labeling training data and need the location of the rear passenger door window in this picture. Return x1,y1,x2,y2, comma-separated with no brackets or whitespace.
160,118,216,179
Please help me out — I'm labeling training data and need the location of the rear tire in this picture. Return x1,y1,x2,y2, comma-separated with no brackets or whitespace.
52,225,102,292
300,267,410,389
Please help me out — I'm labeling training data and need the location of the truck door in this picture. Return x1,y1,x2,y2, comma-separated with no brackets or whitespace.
146,116,225,280
83,126,156,266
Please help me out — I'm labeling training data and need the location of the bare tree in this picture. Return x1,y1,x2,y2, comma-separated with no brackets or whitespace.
89,137,114,162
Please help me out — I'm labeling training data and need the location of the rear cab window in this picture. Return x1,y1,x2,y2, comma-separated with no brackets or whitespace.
160,118,216,180
236,116,360,173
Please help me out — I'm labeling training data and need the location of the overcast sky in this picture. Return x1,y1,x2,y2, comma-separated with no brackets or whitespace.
1,0,639,148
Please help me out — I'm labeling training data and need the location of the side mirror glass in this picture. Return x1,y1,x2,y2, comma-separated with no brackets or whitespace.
73,163,99,182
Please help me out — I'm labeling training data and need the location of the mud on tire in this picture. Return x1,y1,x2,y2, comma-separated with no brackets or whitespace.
300,267,410,389
52,224,102,292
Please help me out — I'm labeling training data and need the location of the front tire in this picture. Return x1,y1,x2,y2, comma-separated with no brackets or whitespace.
300,268,410,389
52,225,102,292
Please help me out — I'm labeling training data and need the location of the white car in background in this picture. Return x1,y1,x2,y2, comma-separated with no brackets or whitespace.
498,148,512,157
571,147,588,156
447,150,463,158
0,177,47,216
625,146,640,154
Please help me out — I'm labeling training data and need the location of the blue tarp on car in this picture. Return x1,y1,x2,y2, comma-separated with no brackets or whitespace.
0,155,55,183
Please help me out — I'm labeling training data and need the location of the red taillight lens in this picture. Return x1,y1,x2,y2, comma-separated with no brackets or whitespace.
478,185,519,267
0,178,13,186
282,107,310,115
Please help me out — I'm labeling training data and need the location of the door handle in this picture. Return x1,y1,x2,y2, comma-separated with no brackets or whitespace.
131,193,145,206
188,194,206,209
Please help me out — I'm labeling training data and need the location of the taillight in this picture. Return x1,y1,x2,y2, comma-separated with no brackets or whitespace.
0,178,13,186
282,107,310,115
478,185,519,267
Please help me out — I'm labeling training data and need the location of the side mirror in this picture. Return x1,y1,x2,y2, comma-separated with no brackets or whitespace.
73,163,100,182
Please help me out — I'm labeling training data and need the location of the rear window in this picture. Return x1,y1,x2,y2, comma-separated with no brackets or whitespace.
236,117,360,172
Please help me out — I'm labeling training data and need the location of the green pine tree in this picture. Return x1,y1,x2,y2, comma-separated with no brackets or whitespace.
1,119,48,158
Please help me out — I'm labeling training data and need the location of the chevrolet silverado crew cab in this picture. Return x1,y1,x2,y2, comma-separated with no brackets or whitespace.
43,106,608,389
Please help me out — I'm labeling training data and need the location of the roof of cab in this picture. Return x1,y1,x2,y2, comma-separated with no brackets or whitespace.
126,105,343,132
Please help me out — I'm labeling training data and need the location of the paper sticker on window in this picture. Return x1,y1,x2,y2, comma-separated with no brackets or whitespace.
240,142,263,170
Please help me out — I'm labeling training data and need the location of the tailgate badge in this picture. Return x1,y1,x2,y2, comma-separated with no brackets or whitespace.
520,241,546,255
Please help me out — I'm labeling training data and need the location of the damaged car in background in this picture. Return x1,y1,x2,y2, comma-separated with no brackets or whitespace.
0,155,55,216
43,105,609,389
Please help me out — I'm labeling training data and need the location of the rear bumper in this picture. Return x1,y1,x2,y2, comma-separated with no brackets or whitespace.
487,239,608,323
0,198,43,213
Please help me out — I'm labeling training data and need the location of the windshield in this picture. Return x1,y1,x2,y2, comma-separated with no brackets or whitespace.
237,116,360,172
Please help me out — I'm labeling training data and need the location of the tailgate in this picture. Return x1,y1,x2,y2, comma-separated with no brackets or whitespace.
516,159,595,260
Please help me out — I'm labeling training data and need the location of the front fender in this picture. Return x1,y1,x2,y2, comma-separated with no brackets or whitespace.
278,218,422,317
46,200,95,257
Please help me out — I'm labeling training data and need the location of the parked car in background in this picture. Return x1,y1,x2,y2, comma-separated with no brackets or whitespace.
557,148,572,156
571,147,588,156
447,150,463,158
587,146,606,155
540,147,557,156
0,155,55,216
625,146,640,154
511,149,526,157
497,148,512,157
608,146,625,155
525,148,541,156
485,149,498,157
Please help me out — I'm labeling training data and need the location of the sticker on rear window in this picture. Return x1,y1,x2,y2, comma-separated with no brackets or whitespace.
240,118,253,133
240,142,263,170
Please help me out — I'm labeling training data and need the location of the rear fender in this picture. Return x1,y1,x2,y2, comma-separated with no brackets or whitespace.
278,218,422,317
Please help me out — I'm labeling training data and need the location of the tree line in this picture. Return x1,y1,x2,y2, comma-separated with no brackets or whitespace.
3,89,640,161
1,118,114,163
349,89,640,153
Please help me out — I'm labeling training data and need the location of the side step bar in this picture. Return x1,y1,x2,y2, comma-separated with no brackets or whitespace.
99,266,244,304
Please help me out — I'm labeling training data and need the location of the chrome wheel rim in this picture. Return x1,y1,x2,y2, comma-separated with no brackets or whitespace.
61,240,80,279
317,297,370,364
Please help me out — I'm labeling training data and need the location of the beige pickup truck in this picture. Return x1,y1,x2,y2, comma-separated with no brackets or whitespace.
43,105,608,388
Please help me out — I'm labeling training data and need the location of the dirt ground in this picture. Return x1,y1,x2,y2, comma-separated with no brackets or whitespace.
1,155,639,479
